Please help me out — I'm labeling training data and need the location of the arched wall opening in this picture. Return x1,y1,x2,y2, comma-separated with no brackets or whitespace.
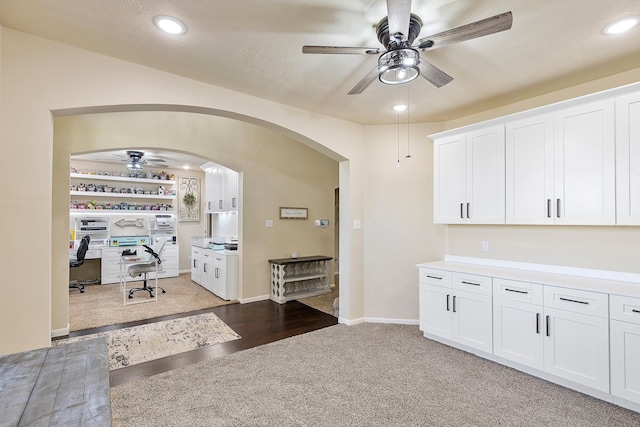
52,106,348,335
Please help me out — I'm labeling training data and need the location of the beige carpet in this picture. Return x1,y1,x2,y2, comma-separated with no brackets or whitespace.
55,312,240,370
111,323,640,426
69,273,237,331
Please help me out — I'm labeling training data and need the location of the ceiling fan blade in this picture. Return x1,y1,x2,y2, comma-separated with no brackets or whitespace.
386,0,412,41
145,158,167,162
417,11,512,50
418,60,453,88
302,46,381,55
348,66,380,95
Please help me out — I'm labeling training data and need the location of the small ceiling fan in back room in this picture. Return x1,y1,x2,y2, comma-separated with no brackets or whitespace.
123,150,167,171
302,0,513,94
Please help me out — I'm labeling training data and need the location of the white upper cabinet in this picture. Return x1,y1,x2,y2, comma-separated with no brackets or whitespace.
433,125,505,224
505,98,616,225
505,114,554,224
615,90,640,225
553,99,615,225
201,162,239,213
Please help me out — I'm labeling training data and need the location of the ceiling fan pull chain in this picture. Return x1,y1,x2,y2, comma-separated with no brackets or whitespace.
406,84,411,158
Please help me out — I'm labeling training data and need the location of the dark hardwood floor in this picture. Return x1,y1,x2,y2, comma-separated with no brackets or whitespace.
66,300,338,387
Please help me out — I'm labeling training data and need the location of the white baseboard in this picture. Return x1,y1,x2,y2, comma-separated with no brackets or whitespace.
51,325,70,338
444,255,640,283
364,317,419,325
238,294,270,304
338,316,364,325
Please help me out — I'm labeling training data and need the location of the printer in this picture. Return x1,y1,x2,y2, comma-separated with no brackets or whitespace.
77,217,109,231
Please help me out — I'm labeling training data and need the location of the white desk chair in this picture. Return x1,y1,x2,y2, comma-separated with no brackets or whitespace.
126,240,167,299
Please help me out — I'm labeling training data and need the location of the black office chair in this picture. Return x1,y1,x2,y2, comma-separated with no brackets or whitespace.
127,240,167,298
69,235,90,293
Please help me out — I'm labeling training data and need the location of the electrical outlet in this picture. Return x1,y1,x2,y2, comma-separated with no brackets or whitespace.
266,220,273,228
482,240,489,251
354,219,361,230
314,219,321,226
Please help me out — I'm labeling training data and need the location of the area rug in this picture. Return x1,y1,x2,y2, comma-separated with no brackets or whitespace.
54,312,240,370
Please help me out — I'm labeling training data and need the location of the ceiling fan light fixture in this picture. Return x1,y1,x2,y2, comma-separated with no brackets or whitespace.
378,48,420,85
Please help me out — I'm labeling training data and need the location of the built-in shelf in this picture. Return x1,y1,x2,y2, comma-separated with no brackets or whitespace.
70,173,176,185
70,191,175,199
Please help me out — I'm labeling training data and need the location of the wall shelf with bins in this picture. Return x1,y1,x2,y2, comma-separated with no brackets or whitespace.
70,173,176,186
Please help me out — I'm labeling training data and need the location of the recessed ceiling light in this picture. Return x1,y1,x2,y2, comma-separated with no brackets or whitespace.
393,104,408,112
183,165,190,170
154,15,187,35
603,17,638,35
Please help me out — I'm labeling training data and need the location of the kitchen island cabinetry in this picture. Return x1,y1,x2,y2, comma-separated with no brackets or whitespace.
268,256,332,304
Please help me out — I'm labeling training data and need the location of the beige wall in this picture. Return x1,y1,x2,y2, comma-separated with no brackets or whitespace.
0,28,364,355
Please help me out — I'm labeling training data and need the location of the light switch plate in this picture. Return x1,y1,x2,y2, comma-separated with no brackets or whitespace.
354,219,361,230
314,219,321,226
266,220,273,228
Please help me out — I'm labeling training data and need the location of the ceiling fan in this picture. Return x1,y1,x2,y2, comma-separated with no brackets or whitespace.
122,150,167,170
302,0,512,95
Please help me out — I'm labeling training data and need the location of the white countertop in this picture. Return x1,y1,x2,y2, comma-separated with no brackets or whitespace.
418,260,640,299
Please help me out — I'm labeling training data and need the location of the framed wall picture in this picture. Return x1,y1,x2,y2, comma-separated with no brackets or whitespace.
280,207,308,220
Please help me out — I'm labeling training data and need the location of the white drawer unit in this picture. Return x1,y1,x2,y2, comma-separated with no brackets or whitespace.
418,268,451,287
493,278,543,305
452,272,492,296
543,285,609,318
610,295,640,405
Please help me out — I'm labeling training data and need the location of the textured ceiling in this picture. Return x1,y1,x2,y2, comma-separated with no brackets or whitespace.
1,0,639,126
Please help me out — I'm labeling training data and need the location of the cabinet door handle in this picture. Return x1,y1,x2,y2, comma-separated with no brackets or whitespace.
426,275,443,280
559,297,588,305
536,313,540,334
204,264,207,273
232,197,237,208
461,281,481,286
547,199,551,218
207,201,211,210
219,200,223,209
460,203,464,219
466,203,470,219
446,294,450,311
546,315,550,337
505,288,528,294
452,295,456,313
193,259,196,268
556,199,561,218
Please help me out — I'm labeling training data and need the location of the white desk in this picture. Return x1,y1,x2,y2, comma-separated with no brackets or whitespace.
119,255,158,305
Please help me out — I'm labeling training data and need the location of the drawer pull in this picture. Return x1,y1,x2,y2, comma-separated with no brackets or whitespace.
633,309,640,314
461,281,481,286
505,288,528,294
559,297,588,305
426,275,443,280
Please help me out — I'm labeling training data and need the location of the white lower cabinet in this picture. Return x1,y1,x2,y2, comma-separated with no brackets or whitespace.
418,263,636,411
190,247,237,300
419,269,493,354
610,295,640,405
493,279,544,370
